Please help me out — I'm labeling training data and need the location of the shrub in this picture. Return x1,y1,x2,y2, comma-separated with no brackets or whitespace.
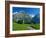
17,20,23,24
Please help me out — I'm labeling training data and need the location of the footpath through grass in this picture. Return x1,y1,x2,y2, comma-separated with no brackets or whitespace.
12,22,40,31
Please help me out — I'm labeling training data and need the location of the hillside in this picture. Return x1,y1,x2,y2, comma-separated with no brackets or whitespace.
13,11,40,24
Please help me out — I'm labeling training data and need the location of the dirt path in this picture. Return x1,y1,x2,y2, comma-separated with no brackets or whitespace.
27,27,35,30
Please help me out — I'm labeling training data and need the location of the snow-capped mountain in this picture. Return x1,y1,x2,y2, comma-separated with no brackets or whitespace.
13,11,40,24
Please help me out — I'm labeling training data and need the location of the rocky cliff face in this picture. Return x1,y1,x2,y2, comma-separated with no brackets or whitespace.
13,11,40,24
32,14,40,23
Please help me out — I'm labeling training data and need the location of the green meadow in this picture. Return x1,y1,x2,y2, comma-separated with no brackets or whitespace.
12,22,40,31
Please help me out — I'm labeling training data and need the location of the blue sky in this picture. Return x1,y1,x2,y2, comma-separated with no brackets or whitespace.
12,7,40,15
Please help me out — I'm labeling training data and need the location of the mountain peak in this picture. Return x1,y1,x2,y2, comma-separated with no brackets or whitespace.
29,14,35,18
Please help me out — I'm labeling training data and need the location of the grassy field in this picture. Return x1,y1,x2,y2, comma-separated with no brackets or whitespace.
12,22,40,31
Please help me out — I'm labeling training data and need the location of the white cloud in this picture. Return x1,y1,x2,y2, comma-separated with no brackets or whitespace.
29,14,35,18
19,11,25,13
13,12,18,15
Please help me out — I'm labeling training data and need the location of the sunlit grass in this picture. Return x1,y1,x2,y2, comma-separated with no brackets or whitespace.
12,22,40,31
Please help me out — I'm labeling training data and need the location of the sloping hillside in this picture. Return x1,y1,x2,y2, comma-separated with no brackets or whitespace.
13,11,40,24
